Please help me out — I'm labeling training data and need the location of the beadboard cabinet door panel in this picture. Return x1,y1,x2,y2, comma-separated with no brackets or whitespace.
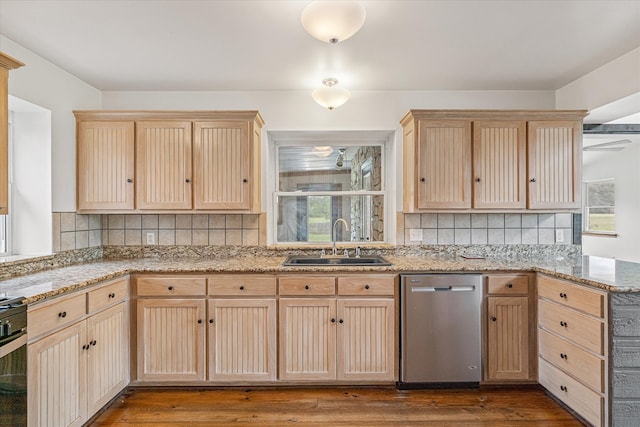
473,121,526,209
486,296,530,381
527,121,581,209
194,121,250,210
417,120,472,209
77,121,135,210
136,121,192,210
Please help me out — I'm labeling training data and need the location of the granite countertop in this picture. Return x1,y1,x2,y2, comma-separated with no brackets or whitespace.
1,253,639,306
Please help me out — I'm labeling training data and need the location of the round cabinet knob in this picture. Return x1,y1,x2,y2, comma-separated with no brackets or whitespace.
420,177,426,183
242,178,248,183
91,340,97,346
168,286,174,291
331,318,336,323
475,178,481,183
239,286,245,291
197,319,203,324
491,316,497,322
209,319,214,324
364,285,370,290
339,319,344,324
58,311,67,318
530,178,536,183
127,178,133,183
507,283,513,288
305,285,310,290
185,179,191,183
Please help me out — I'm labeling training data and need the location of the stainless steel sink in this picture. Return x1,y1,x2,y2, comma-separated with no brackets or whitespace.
282,255,392,267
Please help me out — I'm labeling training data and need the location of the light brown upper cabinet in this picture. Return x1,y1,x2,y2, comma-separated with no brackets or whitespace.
193,121,250,210
416,120,472,209
401,110,587,212
77,121,135,210
136,121,193,210
527,121,582,209
0,52,24,215
74,111,264,213
473,121,526,209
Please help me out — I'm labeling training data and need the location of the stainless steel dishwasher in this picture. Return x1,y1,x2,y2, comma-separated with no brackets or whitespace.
399,274,482,388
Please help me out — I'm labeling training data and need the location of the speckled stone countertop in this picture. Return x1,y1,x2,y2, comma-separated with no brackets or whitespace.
1,253,639,306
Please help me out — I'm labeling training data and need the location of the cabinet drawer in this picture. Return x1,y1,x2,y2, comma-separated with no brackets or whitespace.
538,299,604,355
338,276,395,296
538,275,605,318
28,293,86,339
538,328,604,392
87,277,128,313
278,276,336,296
135,276,206,296
209,275,276,296
539,358,603,427
486,275,529,295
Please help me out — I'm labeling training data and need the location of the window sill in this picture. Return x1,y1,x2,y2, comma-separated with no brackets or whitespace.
582,231,618,238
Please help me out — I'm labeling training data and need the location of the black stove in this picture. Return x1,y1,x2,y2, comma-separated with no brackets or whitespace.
0,294,27,426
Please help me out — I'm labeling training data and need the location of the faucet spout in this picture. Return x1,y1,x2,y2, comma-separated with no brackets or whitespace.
332,218,349,256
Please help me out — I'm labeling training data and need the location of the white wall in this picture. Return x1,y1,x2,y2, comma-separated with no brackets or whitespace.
582,138,640,263
9,99,52,254
1,35,102,211
556,47,640,121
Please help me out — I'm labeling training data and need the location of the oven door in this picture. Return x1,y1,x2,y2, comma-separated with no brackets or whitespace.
0,331,27,427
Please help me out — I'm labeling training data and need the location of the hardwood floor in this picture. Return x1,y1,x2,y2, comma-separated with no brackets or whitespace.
90,387,585,426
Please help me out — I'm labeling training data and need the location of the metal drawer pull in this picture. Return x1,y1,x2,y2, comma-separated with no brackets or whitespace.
559,292,567,299
560,385,568,392
411,286,475,292
58,311,67,318
560,353,568,360
560,321,568,327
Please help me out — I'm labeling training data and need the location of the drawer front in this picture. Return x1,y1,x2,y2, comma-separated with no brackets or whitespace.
486,274,529,295
538,328,604,392
209,275,277,296
278,276,336,296
87,277,129,313
135,276,206,296
538,299,604,355
538,275,604,318
337,276,395,296
28,293,86,339
539,358,603,427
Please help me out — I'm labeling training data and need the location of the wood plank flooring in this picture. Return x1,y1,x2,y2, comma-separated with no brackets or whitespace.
90,387,585,426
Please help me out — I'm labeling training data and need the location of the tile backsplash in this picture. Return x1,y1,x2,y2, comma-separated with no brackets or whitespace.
52,212,265,252
401,213,575,246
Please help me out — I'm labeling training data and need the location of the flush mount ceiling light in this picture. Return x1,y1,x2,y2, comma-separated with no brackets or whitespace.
312,78,351,110
312,146,334,157
301,1,366,44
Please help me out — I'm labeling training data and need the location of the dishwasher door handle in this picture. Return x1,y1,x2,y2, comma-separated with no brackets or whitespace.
411,285,476,292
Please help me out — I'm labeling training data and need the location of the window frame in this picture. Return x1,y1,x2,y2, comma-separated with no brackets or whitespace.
583,178,616,236
270,132,390,246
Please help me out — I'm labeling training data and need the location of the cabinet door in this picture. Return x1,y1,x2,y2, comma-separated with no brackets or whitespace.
278,298,336,381
208,298,276,381
28,322,87,427
417,120,472,209
193,121,250,210
337,298,395,381
527,121,581,209
473,121,526,209
486,296,530,381
86,302,129,415
136,121,192,209
77,121,135,210
136,298,205,381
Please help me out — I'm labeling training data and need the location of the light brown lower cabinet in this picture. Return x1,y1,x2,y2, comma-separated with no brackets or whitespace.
207,298,277,381
484,274,534,383
136,298,206,382
278,274,396,383
28,301,129,427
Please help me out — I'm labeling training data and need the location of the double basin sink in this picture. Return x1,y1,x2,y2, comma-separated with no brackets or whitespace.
282,255,392,267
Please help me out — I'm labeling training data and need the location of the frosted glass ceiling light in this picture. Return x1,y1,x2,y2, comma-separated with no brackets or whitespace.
312,78,351,110
301,1,366,44
312,146,334,157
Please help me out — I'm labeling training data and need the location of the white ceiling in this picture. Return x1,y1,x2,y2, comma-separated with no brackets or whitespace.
0,0,639,92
